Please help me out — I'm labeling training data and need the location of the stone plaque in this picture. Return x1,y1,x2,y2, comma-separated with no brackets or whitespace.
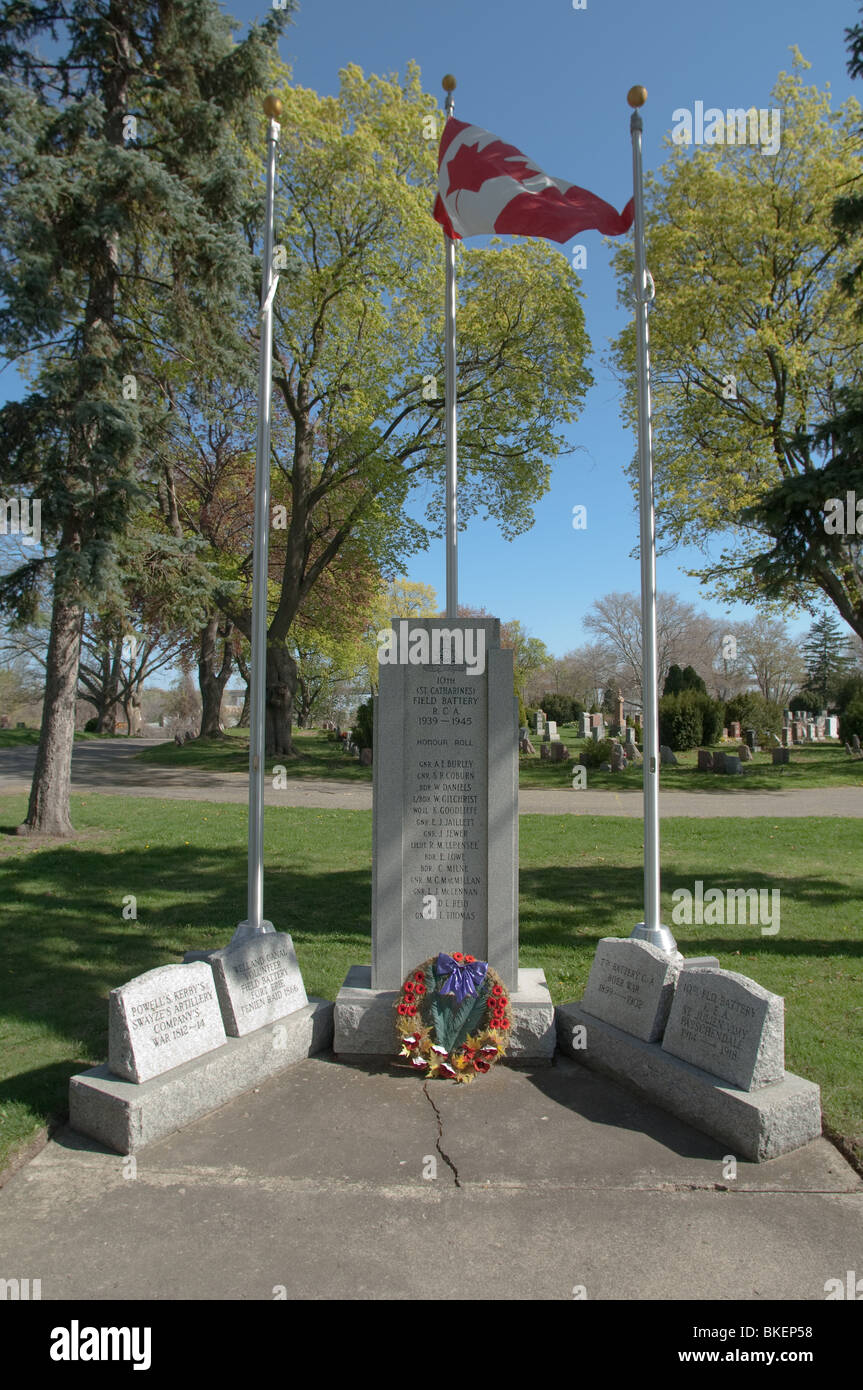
109,962,226,1083
581,937,680,1042
372,617,517,990
209,932,308,1036
662,967,784,1090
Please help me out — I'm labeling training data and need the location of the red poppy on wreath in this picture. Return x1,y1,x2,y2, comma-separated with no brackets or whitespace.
395,955,510,1083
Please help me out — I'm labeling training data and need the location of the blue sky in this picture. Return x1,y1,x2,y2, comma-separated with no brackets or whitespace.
3,0,858,660
267,0,859,655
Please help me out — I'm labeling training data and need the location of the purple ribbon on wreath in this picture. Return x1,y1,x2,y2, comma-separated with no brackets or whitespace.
435,953,488,1004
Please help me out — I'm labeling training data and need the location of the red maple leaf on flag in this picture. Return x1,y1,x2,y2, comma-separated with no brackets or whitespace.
446,137,541,200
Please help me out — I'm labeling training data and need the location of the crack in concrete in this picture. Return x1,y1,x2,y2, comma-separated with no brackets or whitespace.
422,1082,461,1188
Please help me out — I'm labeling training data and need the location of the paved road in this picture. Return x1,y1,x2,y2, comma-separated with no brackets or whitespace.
1,738,861,816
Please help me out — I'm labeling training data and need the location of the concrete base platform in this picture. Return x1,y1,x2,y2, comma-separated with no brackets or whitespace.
334,964,555,1061
556,1002,821,1162
69,999,334,1154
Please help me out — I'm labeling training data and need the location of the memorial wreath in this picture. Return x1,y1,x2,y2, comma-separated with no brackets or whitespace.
395,952,512,1081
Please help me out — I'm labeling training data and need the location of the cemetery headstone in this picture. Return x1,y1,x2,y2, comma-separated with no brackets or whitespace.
547,719,559,741
581,937,680,1042
579,713,592,738
697,749,714,771
738,743,752,762
108,962,226,1084
540,742,551,759
772,747,789,765
853,734,861,752
724,754,742,774
712,750,726,773
610,742,626,771
208,933,308,1037
729,721,741,739
660,744,678,766
551,741,569,762
662,966,784,1090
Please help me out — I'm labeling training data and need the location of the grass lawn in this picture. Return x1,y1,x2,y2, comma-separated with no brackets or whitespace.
134,724,863,792
0,728,113,749
0,792,860,1176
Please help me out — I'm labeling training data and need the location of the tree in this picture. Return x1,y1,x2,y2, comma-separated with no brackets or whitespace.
608,54,863,637
584,592,717,698
222,62,594,754
729,618,805,706
663,664,707,696
500,620,550,707
0,0,290,833
800,610,855,708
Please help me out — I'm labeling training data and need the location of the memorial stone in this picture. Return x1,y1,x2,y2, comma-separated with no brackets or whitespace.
547,719,558,741
209,932,308,1037
738,743,752,762
579,713,592,738
697,749,714,771
662,966,784,1090
724,754,742,774
109,962,226,1084
772,747,790,765
370,617,517,989
660,744,677,766
581,937,680,1043
729,721,741,739
712,750,726,773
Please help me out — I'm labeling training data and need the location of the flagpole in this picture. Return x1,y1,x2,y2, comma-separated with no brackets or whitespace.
442,74,458,621
235,94,282,945
626,86,677,956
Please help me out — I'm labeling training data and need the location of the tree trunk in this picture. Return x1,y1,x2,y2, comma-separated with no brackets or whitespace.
234,647,250,728
19,592,84,836
266,642,297,756
198,613,234,737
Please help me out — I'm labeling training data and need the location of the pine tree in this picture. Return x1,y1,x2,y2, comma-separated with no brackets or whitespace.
0,0,291,833
801,611,854,708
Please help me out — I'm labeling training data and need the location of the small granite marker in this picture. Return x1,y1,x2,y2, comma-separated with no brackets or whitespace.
580,937,680,1043
209,932,308,1037
662,966,784,1090
109,962,226,1084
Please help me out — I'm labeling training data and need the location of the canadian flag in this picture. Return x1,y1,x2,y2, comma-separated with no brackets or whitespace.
433,118,634,243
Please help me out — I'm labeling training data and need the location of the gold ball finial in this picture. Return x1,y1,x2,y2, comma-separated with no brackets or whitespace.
627,85,648,108
442,74,457,93
263,94,283,119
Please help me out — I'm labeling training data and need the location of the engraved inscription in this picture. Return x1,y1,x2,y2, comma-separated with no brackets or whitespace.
130,979,216,1050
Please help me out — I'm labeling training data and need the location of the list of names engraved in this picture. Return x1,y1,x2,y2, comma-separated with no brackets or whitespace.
402,664,487,963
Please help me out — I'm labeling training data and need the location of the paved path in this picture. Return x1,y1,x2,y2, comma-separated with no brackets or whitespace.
0,738,861,815
2,1054,860,1301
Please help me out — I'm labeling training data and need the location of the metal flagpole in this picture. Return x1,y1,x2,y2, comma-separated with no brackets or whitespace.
235,94,282,944
442,74,458,620
626,86,677,955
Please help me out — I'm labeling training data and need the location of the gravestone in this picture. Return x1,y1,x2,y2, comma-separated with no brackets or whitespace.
697,749,714,771
334,617,554,1059
579,713,592,738
546,719,559,741
208,933,308,1036
724,754,742,774
712,750,726,773
729,721,741,739
853,734,861,752
535,710,545,736
610,742,626,771
551,741,569,762
772,747,789,765
738,743,752,762
625,726,637,748
662,967,784,1090
744,728,758,752
826,715,839,739
108,962,226,1084
781,726,791,747
540,742,551,759
659,744,677,766
580,937,680,1043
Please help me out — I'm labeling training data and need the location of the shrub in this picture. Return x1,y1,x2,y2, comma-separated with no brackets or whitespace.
579,737,616,768
658,692,702,751
350,697,374,750
540,693,580,726
84,717,99,733
839,696,863,744
663,663,707,696
724,692,782,744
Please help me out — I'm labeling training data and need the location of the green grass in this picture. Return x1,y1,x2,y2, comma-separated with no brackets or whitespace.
0,792,861,1174
0,727,113,748
135,726,373,781
135,724,863,792
518,728,863,791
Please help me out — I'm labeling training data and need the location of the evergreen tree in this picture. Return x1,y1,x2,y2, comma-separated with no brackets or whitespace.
801,611,854,708
0,0,291,833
